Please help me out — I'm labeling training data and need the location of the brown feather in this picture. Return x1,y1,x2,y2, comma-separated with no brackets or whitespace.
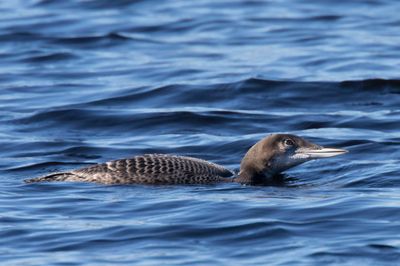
25,154,234,185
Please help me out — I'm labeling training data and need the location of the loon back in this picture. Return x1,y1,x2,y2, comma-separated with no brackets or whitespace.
25,154,235,185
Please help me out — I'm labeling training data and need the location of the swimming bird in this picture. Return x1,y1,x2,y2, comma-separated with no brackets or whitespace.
24,134,347,185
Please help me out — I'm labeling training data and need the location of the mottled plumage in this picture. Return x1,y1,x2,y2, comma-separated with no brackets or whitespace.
25,154,235,184
25,134,347,185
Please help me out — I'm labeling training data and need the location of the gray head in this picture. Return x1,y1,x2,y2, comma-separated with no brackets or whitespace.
236,134,347,184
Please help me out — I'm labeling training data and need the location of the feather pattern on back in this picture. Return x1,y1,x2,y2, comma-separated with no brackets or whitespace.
25,154,235,184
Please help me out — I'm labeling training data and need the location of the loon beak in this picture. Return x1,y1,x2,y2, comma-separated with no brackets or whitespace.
296,147,348,159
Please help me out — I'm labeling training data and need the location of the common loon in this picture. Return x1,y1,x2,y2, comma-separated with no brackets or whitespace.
24,134,347,185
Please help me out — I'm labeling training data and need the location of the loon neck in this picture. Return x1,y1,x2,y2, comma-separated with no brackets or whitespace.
234,168,273,185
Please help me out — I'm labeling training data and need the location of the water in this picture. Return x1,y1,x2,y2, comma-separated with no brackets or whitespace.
1,0,400,265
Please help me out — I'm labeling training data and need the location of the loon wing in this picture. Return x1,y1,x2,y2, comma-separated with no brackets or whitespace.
25,154,235,185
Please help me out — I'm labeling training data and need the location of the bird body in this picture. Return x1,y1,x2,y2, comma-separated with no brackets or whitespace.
26,154,234,184
25,134,347,185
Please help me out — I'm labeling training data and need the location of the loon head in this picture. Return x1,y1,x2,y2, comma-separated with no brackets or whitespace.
237,134,347,184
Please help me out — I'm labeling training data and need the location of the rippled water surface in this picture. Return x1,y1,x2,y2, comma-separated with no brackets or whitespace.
1,0,400,265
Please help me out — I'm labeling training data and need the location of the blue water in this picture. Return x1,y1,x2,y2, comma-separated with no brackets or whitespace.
1,0,400,265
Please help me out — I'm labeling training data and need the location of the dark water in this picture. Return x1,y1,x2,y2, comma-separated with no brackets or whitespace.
1,0,400,265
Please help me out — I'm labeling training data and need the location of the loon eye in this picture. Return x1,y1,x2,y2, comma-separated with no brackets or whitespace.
284,139,295,146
